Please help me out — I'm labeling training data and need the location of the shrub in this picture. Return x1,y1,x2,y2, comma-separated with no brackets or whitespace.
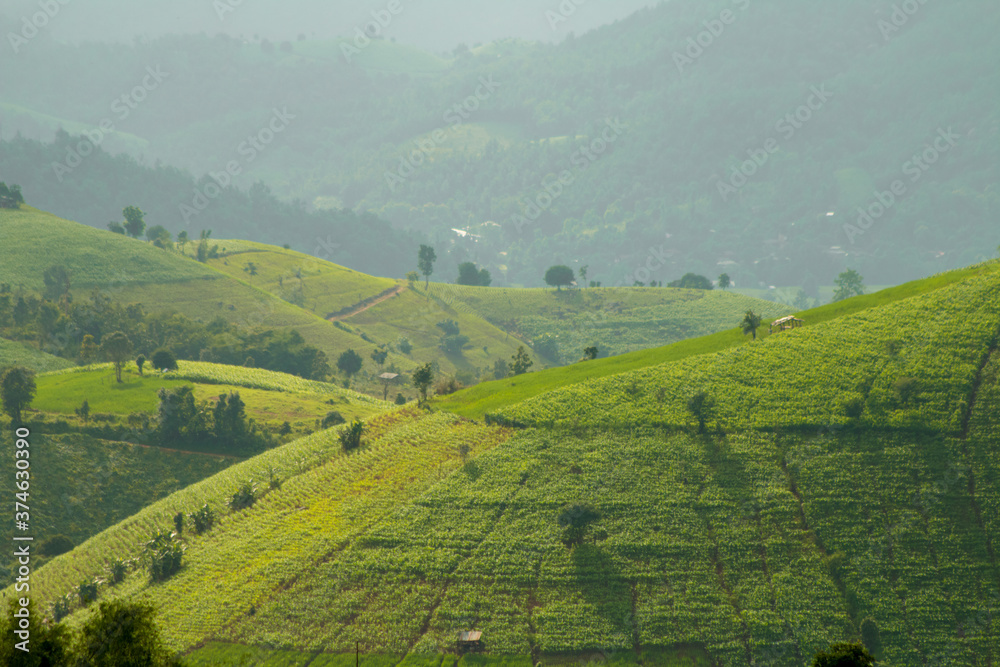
893,376,919,406
190,504,216,534
173,512,184,534
843,395,865,419
151,348,178,371
279,421,292,435
51,594,72,622
394,393,407,405
228,480,257,511
435,377,464,396
145,531,184,582
339,420,364,451
398,338,413,355
322,411,346,428
77,578,100,606
107,558,129,584
557,503,601,547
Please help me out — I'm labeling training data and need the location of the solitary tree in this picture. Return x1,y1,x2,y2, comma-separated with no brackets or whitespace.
122,205,146,238
76,399,91,423
582,346,598,361
136,354,146,376
687,390,714,434
412,363,434,403
0,366,36,425
177,230,189,253
669,273,714,290
509,346,534,375
579,265,588,286
811,642,876,667
337,349,363,384
151,348,179,371
833,269,865,302
544,265,575,290
101,331,133,383
741,310,763,340
406,271,419,289
80,334,99,363
370,346,388,371
718,273,731,290
418,244,437,290
244,262,258,283
557,503,600,547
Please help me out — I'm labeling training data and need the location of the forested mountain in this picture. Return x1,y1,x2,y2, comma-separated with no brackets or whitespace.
1,0,997,288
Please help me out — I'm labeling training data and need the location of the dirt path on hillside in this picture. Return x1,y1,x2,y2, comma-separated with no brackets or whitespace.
327,285,405,322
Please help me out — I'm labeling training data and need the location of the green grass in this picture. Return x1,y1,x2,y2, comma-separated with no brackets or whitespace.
0,337,75,373
0,102,150,153
0,206,214,290
437,261,1000,419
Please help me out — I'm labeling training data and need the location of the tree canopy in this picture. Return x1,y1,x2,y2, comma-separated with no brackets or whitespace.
0,366,36,425
544,265,575,290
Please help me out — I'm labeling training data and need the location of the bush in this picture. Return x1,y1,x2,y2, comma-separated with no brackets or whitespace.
151,348,178,371
77,578,100,606
843,395,865,419
145,531,184,582
339,420,364,451
435,377,464,396
279,421,292,435
394,393,407,405
51,594,72,622
107,558,130,584
398,338,413,355
39,534,74,557
322,411,346,428
228,480,257,511
190,504,216,534
173,511,184,534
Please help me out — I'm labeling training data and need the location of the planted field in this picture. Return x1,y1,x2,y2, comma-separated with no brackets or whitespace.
438,261,1000,419
0,336,75,372
498,270,1000,433
438,284,791,362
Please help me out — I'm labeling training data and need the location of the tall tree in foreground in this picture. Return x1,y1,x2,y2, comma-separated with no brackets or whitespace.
101,331,133,383
811,642,876,667
741,310,763,340
833,269,866,302
0,366,36,425
418,244,436,290
0,599,71,666
74,600,181,666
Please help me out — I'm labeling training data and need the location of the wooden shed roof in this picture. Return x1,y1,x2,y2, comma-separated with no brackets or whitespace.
771,315,804,326
458,631,482,642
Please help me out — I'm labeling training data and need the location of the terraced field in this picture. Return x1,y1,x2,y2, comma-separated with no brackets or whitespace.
0,337,75,373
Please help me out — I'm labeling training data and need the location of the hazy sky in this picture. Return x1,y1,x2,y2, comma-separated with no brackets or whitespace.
3,0,657,52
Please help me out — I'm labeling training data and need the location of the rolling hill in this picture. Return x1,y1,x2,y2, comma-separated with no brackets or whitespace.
6,260,998,665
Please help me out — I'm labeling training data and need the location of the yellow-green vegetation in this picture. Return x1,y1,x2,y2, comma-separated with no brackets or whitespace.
33,361,388,429
0,337,75,373
203,240,398,317
0,206,213,289
438,284,792,361
437,261,1000,419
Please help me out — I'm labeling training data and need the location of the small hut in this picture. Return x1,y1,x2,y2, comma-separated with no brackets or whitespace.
457,631,483,653
769,315,805,334
378,372,399,401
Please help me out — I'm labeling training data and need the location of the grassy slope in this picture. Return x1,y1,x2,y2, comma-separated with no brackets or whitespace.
0,337,75,373
32,360,388,430
437,262,1000,419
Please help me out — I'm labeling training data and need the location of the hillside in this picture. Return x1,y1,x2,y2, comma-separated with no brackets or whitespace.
7,261,999,665
0,337,74,373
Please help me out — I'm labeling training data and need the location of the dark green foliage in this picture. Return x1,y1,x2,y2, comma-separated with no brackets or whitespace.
544,265,575,290
151,348,178,371
106,221,126,235
146,225,172,249
718,273,731,290
42,265,71,301
100,331,132,383
418,244,436,289
668,273,714,290
0,365,36,424
122,205,146,238
39,535,74,557
397,338,413,355
76,579,99,606
412,363,434,403
457,262,492,286
173,511,184,534
0,599,72,666
833,269,866,302
370,346,388,370
893,377,919,406
155,386,269,454
440,334,471,354
107,558,129,584
741,310,763,340
337,349,363,379
339,420,364,451
582,346,598,361
509,346,533,376
189,504,216,534
811,642,876,667
557,503,600,547
228,480,257,511
687,391,713,434
493,358,511,380
532,334,559,362
859,617,882,656
279,421,292,435
843,396,864,419
144,531,184,582
0,181,24,208
73,600,179,667
322,411,346,428
436,319,461,336
136,354,146,376
394,393,407,405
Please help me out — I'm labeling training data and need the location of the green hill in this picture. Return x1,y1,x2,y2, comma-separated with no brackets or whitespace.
6,261,999,665
0,337,75,373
